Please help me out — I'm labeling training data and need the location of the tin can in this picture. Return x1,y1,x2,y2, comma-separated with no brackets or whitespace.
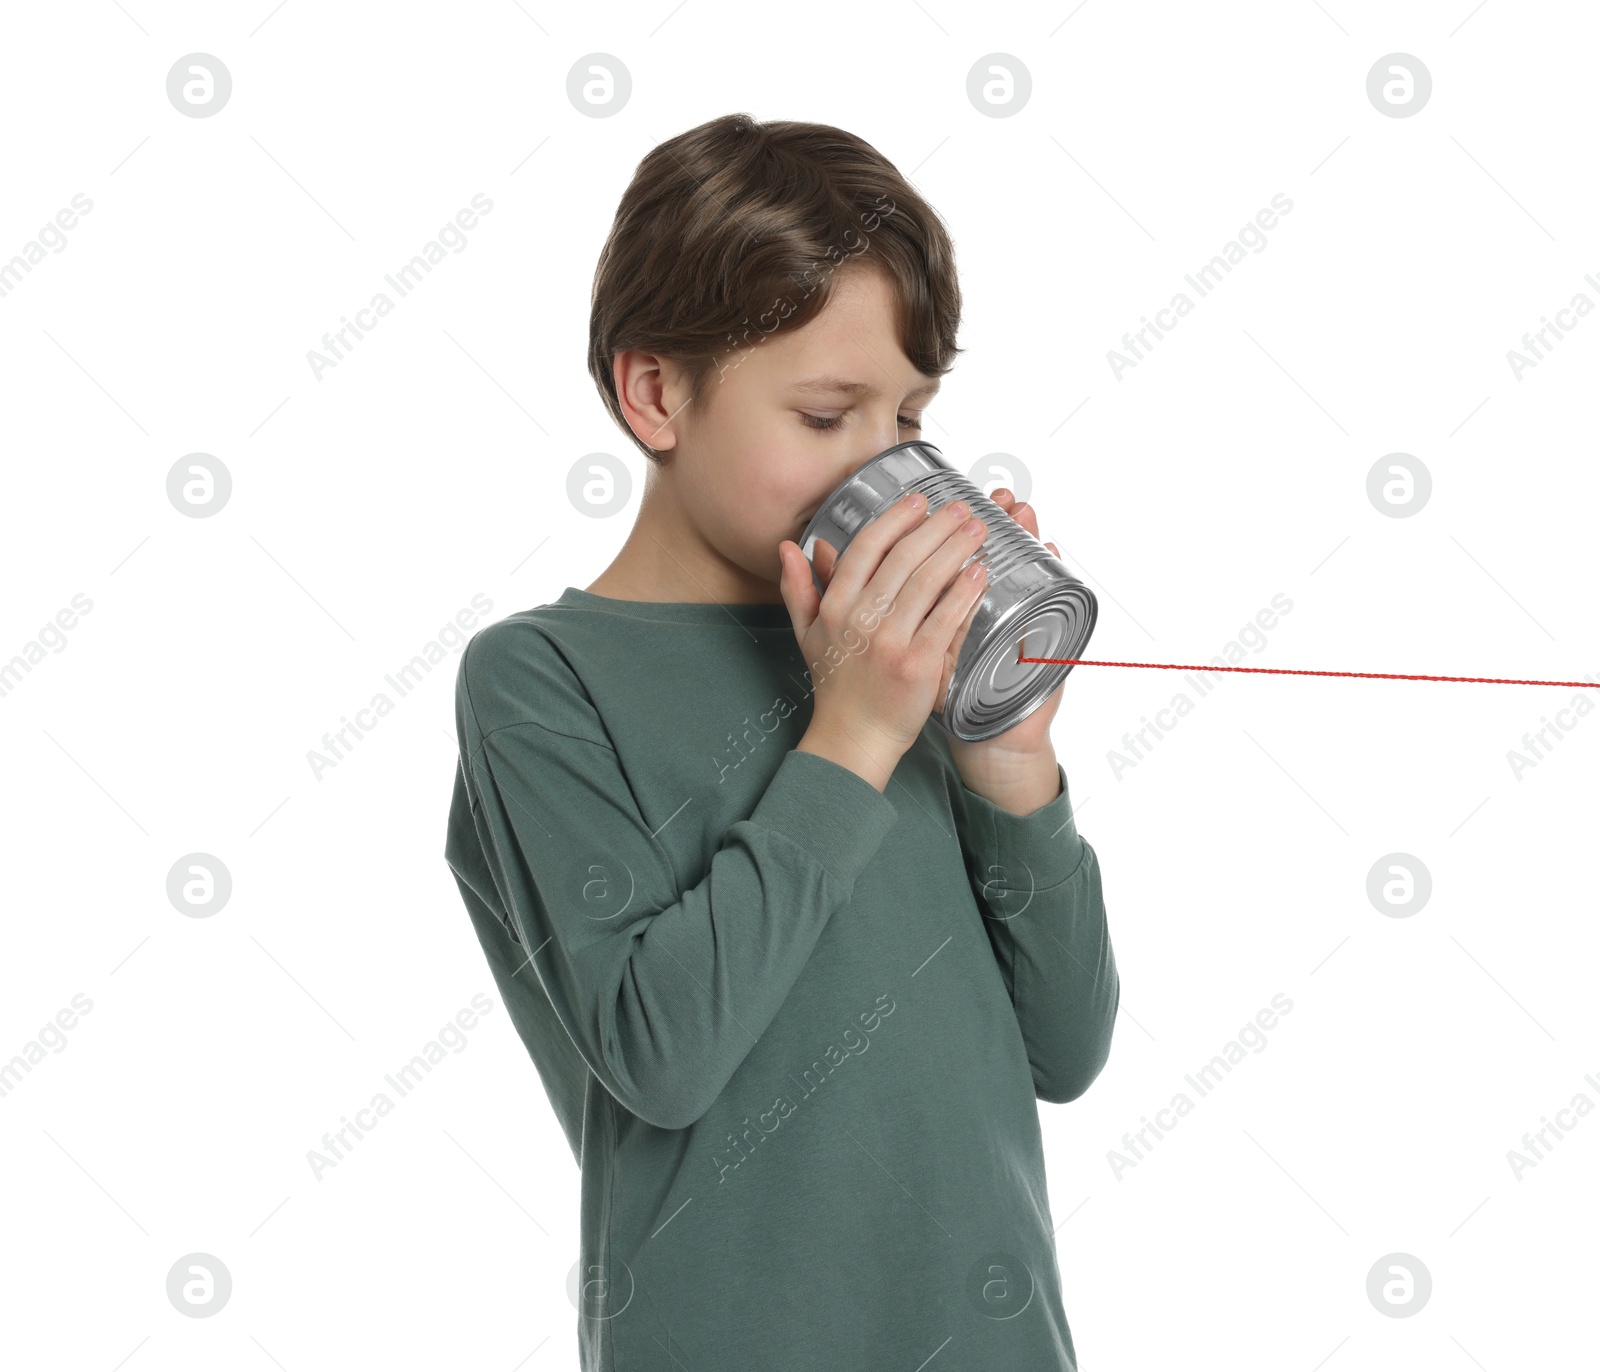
799,440,1098,742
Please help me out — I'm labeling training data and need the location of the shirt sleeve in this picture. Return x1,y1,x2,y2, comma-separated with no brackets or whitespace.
949,761,1119,1104
447,645,900,1133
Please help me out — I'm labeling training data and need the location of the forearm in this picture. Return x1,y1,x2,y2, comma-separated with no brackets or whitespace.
952,741,1062,816
987,849,1119,1103
797,721,900,794
946,745,1118,1103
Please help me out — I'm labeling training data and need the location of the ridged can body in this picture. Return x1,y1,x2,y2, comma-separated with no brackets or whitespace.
799,441,1098,742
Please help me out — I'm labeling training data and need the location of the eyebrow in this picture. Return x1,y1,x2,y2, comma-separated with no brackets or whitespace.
788,376,941,400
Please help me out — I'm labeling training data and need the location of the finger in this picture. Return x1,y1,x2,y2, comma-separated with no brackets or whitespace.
1046,540,1060,558
990,487,1015,511
893,507,989,637
918,557,989,661
1011,501,1041,540
812,538,838,590
777,541,820,640
949,575,984,651
828,491,931,602
943,579,985,685
856,497,981,631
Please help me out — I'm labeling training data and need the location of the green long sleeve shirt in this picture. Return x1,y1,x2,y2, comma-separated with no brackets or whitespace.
444,586,1119,1370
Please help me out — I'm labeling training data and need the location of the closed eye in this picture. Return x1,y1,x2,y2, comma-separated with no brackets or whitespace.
800,413,922,432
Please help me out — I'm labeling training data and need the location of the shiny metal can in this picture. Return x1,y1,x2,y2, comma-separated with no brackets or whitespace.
799,440,1098,742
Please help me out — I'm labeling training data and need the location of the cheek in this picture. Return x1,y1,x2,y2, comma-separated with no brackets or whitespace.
720,474,813,556
702,468,793,541
697,406,827,532
743,445,819,513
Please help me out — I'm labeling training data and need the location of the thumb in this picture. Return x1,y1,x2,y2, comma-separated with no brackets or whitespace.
778,542,820,643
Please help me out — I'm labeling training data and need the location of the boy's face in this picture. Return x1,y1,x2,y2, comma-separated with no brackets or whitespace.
657,262,942,589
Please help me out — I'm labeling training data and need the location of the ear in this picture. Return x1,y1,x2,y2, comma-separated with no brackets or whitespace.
613,350,683,453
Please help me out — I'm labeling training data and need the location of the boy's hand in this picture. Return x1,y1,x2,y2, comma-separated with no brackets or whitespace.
778,491,991,791
937,488,1068,814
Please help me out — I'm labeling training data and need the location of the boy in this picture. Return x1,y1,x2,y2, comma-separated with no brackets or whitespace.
445,112,1118,1371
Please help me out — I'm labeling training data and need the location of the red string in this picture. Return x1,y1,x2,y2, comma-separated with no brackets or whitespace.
1016,658,1598,689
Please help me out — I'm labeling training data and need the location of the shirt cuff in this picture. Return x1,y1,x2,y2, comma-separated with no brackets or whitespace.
958,762,1088,893
749,747,900,893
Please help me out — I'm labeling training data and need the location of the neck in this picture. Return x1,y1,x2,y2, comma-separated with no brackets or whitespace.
586,463,783,606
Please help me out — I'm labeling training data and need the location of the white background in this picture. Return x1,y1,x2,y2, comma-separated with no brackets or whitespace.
2,2,1596,1368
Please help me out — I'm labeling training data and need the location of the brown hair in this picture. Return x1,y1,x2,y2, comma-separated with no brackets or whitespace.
587,112,964,464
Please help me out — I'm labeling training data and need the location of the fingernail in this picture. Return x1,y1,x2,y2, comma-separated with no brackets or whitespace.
950,500,969,518
962,517,985,537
